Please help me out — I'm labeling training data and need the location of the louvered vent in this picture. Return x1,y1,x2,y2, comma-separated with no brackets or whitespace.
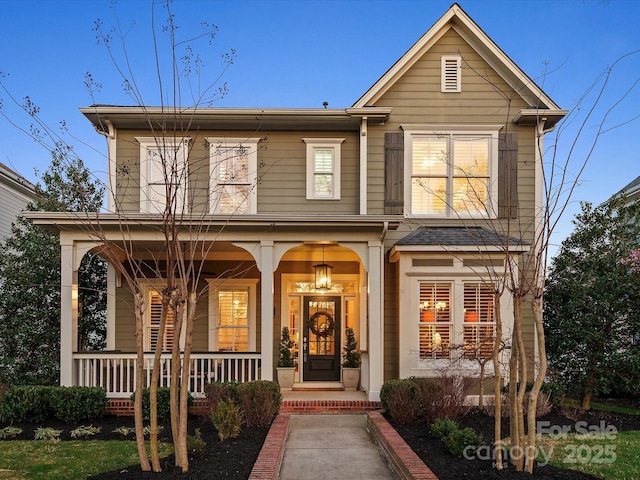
441,56,461,92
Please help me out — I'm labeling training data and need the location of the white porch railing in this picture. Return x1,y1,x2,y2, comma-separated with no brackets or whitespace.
73,352,262,398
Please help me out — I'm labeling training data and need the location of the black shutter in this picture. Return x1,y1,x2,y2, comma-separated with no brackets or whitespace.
384,132,404,214
498,133,518,219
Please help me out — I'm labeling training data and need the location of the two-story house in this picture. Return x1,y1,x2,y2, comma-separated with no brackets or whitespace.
0,163,37,241
28,4,565,402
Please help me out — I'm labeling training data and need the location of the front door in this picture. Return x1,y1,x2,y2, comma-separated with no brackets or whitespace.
303,296,341,381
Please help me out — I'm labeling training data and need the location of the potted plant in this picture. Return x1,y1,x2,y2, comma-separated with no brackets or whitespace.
341,327,361,390
276,327,296,390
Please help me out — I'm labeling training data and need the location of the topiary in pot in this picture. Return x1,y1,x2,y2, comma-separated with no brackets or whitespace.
276,327,296,389
341,327,361,390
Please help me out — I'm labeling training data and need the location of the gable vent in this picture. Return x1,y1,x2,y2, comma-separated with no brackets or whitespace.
441,56,461,93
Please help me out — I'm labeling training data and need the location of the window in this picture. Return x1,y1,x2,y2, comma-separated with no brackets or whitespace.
441,56,461,92
419,283,452,359
207,138,260,214
418,280,495,361
303,138,344,200
145,289,175,352
463,283,495,360
407,132,497,217
136,137,189,214
208,279,257,352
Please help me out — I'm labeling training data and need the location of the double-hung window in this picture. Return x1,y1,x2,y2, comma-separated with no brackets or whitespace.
208,279,257,352
207,138,260,214
137,137,190,214
406,131,497,217
462,283,495,360
303,138,344,200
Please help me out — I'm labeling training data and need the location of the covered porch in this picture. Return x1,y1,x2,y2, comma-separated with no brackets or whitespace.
34,213,401,402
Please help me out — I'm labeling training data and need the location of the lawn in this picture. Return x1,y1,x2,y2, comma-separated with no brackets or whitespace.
0,441,172,480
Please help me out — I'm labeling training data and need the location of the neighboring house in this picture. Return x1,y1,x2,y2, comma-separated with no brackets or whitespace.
614,175,640,205
0,163,37,241
27,4,566,401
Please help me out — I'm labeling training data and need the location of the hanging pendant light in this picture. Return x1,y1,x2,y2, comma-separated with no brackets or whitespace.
314,244,333,290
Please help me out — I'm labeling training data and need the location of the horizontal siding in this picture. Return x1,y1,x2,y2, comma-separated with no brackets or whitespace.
0,184,33,240
114,130,360,215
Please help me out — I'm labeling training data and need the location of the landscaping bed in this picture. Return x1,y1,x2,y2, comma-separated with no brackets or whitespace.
390,405,640,480
1,414,269,480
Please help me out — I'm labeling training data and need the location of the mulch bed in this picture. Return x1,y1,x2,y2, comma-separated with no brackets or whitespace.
390,402,640,480
0,415,269,480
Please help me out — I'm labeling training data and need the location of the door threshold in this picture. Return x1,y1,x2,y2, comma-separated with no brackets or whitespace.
292,381,344,391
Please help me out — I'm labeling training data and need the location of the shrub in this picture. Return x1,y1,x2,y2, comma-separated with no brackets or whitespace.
278,327,296,367
131,387,193,422
342,327,360,368
431,418,483,458
34,427,63,441
70,425,102,438
0,386,54,423
186,428,206,455
211,399,242,441
236,380,281,427
0,426,22,439
204,381,238,413
408,377,440,422
429,376,468,421
50,386,106,423
380,379,418,425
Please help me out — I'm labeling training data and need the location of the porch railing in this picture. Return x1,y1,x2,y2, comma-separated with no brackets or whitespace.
73,352,262,398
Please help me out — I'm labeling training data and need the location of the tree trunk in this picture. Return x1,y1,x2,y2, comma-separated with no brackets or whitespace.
170,297,184,466
524,294,548,473
178,292,197,472
581,377,595,410
149,292,171,472
134,293,151,471
493,292,503,469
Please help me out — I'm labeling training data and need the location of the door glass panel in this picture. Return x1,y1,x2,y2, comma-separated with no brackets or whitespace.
308,300,336,355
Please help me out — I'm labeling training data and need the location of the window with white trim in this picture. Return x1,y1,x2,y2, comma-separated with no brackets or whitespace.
418,280,495,361
208,279,257,352
145,289,175,352
407,132,497,217
207,138,260,214
441,55,461,92
136,137,189,214
303,138,344,200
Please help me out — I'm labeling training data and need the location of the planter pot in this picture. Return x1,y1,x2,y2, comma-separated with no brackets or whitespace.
341,367,360,391
276,367,295,390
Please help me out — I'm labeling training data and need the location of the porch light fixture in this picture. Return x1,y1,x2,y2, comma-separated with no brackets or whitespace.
313,245,333,290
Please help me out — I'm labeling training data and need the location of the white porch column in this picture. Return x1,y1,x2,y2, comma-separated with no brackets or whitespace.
259,241,274,380
367,241,384,401
106,263,117,351
60,240,76,386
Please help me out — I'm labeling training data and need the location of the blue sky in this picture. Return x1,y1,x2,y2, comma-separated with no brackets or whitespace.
1,0,639,250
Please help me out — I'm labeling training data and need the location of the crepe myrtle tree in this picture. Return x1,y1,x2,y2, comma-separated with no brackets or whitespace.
544,198,640,409
0,1,241,473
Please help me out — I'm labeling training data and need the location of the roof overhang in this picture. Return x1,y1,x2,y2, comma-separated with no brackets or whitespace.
80,106,392,133
25,211,402,235
513,109,569,131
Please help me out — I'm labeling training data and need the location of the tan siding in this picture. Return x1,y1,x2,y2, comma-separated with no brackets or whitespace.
114,286,136,352
384,260,399,381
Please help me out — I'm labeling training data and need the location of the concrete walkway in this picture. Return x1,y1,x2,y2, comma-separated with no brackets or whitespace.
279,414,394,480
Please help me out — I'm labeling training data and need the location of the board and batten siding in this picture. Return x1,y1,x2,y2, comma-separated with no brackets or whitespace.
113,130,360,215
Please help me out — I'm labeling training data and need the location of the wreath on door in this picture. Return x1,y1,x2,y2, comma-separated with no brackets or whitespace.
309,311,335,338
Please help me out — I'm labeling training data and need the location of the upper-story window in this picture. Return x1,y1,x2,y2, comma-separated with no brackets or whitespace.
137,137,190,214
405,130,497,217
303,138,345,200
441,55,461,93
207,138,261,215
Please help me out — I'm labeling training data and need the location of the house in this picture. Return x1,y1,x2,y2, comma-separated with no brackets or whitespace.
614,175,640,205
0,163,37,241
27,4,566,402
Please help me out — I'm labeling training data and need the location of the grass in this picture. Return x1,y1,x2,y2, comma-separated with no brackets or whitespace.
0,441,173,480
537,430,640,480
560,398,640,416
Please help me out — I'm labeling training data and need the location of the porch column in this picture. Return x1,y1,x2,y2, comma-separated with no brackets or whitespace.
60,239,76,386
368,241,384,401
259,241,274,380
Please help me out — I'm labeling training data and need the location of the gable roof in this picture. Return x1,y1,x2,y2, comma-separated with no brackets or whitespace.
353,3,565,124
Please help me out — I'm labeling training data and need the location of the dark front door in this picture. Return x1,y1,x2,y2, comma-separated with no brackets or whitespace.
303,296,341,381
